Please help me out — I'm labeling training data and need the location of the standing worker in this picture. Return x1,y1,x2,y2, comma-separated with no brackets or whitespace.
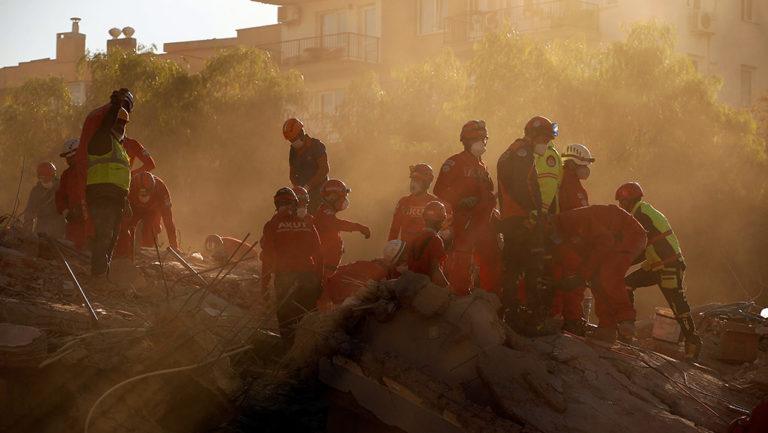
56,139,90,250
260,187,324,345
389,163,442,246
433,120,502,296
553,143,595,334
530,116,562,215
114,172,178,260
84,90,133,280
314,179,371,278
284,118,330,213
550,205,647,342
616,182,702,361
407,201,449,287
23,162,65,238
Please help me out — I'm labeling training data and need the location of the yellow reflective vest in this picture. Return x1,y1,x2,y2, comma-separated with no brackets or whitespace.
631,201,684,270
87,135,131,191
534,141,562,214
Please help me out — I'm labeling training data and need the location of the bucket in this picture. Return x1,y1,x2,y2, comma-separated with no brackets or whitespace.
652,307,681,343
719,321,760,362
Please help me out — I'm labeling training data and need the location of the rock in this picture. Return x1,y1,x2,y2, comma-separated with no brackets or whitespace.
411,283,451,317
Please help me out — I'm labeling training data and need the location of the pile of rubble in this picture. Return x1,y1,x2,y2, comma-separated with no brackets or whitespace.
1,226,766,433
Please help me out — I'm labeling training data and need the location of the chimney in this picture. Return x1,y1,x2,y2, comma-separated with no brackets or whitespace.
107,26,137,53
56,18,86,63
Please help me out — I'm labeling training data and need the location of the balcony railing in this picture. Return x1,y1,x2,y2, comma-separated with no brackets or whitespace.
258,32,380,66
444,0,600,45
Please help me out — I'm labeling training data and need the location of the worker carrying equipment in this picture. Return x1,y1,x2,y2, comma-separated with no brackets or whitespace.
389,163,446,247
314,179,371,278
260,186,323,345
616,182,702,361
407,201,449,287
434,120,502,296
285,118,330,213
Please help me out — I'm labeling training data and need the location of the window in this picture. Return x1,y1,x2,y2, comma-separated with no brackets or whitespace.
321,11,347,50
419,0,446,35
320,90,346,116
742,0,753,22
741,66,754,106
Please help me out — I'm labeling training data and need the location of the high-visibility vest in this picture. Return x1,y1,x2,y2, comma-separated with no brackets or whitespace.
631,201,684,270
534,141,563,214
86,135,130,191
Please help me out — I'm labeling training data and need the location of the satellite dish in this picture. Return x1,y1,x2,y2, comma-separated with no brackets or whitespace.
108,28,122,39
122,26,135,38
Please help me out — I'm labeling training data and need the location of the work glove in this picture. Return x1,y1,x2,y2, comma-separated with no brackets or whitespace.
459,196,479,208
359,225,371,239
553,275,586,293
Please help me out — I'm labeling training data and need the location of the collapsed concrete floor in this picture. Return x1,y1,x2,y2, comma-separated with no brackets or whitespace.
1,228,766,433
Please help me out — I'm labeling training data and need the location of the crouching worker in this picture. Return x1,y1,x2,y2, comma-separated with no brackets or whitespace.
318,239,408,310
260,187,324,346
408,201,449,287
204,234,258,265
550,205,647,342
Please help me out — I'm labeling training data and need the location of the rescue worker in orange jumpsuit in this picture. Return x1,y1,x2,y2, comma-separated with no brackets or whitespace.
284,118,330,213
204,234,257,264
318,239,408,310
55,139,91,250
115,172,178,260
497,117,557,332
552,143,595,335
292,185,313,222
433,120,501,296
407,201,449,287
260,187,324,345
616,182,701,361
550,205,647,342
313,179,371,278
24,162,65,238
388,163,442,247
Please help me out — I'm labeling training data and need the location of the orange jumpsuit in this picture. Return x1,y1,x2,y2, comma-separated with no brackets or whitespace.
388,192,441,247
313,204,368,277
115,176,178,260
318,259,392,309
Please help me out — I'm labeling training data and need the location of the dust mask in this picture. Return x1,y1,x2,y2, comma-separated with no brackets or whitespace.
290,138,304,149
410,179,424,195
533,142,548,156
297,207,308,218
470,141,486,157
576,165,590,180
338,197,350,211
138,194,151,204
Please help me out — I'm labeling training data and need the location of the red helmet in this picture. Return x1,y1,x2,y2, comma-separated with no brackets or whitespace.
282,118,304,141
615,182,644,201
423,201,447,223
292,186,310,206
524,116,558,139
36,162,56,180
460,120,488,143
409,163,434,181
205,234,223,252
132,172,156,194
274,187,298,208
321,179,350,199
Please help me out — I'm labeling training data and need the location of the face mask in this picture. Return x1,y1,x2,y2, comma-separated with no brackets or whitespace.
138,194,151,204
396,265,408,274
338,197,350,211
409,179,425,195
576,165,590,180
297,207,308,218
470,141,486,157
40,180,53,189
290,138,304,149
533,142,548,156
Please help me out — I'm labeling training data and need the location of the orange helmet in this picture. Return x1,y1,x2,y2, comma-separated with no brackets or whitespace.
205,234,223,252
36,162,56,180
409,163,434,182
460,120,488,143
615,182,644,201
423,201,447,223
274,187,298,208
282,118,304,141
524,116,558,139
292,186,310,206
132,172,156,194
321,179,350,199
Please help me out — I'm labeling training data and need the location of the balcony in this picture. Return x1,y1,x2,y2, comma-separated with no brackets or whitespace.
258,32,380,66
444,1,600,45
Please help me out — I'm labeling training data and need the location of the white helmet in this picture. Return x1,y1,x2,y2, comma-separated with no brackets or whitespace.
562,143,594,166
382,239,407,264
60,138,80,158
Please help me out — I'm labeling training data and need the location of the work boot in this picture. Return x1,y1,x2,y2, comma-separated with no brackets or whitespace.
586,326,617,344
562,319,586,337
617,320,636,343
684,334,703,362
